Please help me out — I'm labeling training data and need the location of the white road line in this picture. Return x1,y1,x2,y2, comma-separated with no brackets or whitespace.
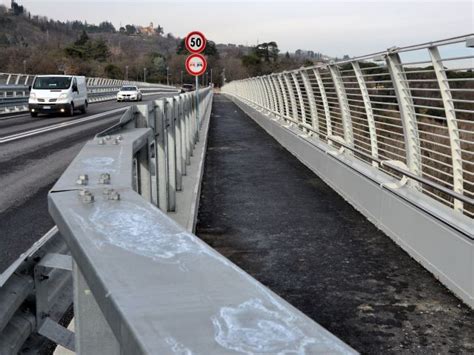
0,107,126,144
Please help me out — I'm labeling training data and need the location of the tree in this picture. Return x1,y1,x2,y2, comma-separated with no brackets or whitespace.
104,64,123,79
125,25,137,35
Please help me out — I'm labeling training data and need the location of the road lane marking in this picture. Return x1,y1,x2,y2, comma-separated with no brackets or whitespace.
0,107,127,144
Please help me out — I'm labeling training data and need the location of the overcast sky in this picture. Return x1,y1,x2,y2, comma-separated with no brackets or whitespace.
18,0,473,58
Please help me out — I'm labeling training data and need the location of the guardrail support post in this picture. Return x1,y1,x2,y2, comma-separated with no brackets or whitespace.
291,72,307,129
154,100,169,211
386,52,422,187
313,68,333,144
175,97,184,189
352,61,379,165
300,69,319,135
283,73,298,121
428,46,464,211
166,98,177,211
329,65,354,147
74,263,119,354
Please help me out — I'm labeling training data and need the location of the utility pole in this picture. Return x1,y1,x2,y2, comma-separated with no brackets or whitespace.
210,68,213,85
23,60,26,74
143,68,147,82
181,70,183,86
125,65,129,81
166,66,169,86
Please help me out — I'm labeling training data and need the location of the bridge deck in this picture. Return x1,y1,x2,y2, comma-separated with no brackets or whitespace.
196,95,473,354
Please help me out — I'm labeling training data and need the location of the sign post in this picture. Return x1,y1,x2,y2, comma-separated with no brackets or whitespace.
184,31,207,132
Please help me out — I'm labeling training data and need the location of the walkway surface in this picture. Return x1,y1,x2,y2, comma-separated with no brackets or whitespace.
196,95,473,354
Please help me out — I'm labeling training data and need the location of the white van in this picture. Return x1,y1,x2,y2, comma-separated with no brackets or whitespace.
28,75,88,117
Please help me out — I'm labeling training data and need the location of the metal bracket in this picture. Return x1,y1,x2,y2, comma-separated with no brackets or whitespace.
38,317,75,352
38,253,72,271
380,160,410,190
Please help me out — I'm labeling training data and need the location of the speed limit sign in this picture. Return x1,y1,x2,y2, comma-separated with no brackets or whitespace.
185,53,207,76
185,31,207,54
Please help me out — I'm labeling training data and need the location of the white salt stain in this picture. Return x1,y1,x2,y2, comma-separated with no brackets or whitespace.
71,201,209,266
165,337,194,355
81,156,117,172
212,298,316,354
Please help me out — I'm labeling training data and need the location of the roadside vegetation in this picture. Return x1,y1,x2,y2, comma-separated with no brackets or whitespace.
0,2,330,86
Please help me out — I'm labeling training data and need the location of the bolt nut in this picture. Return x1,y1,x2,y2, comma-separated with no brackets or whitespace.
76,174,89,185
99,173,111,184
79,189,94,203
108,191,120,201
113,137,121,145
105,135,111,140
98,138,106,145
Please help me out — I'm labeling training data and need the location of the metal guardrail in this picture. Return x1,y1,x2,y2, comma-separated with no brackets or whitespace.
0,87,216,353
222,34,474,219
0,73,179,115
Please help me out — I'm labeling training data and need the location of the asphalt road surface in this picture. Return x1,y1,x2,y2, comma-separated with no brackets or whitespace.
196,95,474,354
0,94,172,272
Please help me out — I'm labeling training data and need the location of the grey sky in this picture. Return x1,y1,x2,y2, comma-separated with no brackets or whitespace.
19,0,473,57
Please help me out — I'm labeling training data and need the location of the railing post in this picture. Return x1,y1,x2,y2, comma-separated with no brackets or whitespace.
313,68,333,143
184,94,192,164
165,98,177,212
74,263,120,354
174,97,183,191
386,52,422,187
277,74,290,119
263,76,276,113
154,100,169,211
283,72,298,120
300,69,319,135
329,64,354,146
429,46,464,211
291,71,307,127
271,75,285,118
352,61,379,165
136,105,153,202
179,96,187,175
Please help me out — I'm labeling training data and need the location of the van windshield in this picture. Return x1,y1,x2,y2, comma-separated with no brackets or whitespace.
33,77,72,90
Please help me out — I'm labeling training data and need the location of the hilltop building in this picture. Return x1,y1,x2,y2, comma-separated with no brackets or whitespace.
138,22,156,36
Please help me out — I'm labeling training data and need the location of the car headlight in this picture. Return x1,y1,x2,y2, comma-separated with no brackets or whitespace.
29,93,36,100
58,93,68,100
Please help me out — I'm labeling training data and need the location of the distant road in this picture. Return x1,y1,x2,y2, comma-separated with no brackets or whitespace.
0,93,172,272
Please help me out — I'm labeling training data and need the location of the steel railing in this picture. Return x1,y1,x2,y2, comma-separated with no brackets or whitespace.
222,34,474,219
0,73,179,115
0,87,218,353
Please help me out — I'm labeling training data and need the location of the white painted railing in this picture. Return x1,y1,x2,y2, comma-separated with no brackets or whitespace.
223,35,474,219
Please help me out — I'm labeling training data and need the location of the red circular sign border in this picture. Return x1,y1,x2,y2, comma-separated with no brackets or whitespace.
185,31,207,54
185,53,207,76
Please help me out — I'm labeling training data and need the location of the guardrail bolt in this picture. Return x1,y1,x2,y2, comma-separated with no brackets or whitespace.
113,137,121,145
98,138,106,145
79,189,94,203
103,188,120,200
99,173,111,184
105,135,111,141
76,174,89,185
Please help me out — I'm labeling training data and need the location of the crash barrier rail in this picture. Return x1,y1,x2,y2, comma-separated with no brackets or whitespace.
0,73,179,115
0,87,222,354
222,34,474,307
39,85,354,354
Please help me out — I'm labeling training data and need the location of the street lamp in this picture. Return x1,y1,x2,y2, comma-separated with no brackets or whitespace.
143,68,147,82
166,66,169,86
125,65,129,81
23,60,26,74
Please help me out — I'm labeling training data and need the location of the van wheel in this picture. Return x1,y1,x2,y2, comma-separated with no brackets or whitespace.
80,101,88,114
68,103,75,117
